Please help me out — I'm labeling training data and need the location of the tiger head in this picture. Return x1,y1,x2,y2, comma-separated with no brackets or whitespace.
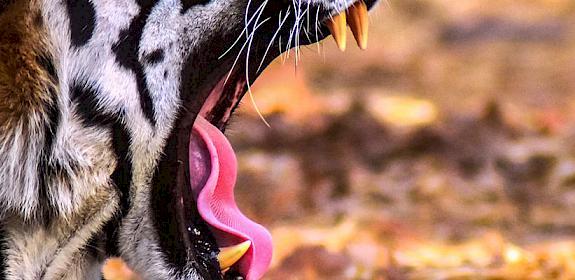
0,0,378,279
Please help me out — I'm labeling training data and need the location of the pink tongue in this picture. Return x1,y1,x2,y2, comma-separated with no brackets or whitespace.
189,116,273,280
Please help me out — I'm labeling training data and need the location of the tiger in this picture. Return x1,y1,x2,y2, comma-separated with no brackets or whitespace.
0,0,378,279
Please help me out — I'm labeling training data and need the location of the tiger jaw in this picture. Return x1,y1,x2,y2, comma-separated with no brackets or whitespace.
175,0,378,278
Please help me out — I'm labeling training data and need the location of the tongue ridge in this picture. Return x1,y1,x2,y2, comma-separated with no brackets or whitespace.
190,117,273,280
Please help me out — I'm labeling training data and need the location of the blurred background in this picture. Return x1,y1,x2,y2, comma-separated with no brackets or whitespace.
230,0,575,278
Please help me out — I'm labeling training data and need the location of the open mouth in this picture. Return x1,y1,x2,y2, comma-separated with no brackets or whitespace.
152,1,377,279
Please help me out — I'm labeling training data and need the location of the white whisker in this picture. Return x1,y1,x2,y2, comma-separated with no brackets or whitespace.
224,16,269,85
257,10,291,73
219,1,269,59
314,6,322,53
244,0,271,127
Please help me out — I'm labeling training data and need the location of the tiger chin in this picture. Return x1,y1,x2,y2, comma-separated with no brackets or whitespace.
0,0,377,279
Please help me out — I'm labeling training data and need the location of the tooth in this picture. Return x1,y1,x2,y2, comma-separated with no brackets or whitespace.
326,12,347,51
347,1,369,50
218,240,251,271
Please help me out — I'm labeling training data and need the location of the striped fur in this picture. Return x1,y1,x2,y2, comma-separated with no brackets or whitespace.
0,0,368,279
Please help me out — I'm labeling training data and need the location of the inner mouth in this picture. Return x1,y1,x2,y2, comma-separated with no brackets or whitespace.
188,73,269,280
169,1,378,279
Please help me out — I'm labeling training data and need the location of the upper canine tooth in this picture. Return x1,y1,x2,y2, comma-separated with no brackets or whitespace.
218,240,251,271
327,12,347,51
347,1,369,50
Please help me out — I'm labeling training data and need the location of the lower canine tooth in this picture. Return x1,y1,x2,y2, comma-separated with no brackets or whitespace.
347,1,369,49
326,13,347,51
218,240,251,271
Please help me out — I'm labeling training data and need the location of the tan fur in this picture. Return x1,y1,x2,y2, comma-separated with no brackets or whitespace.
0,2,121,279
2,146,119,279
0,0,55,132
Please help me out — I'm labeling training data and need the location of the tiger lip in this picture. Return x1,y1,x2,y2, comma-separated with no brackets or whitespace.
326,0,370,51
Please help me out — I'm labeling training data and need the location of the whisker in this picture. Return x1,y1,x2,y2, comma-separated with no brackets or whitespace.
314,6,322,53
244,0,271,127
257,10,291,73
224,16,269,85
302,2,313,45
219,1,269,59
295,3,312,64
244,0,253,38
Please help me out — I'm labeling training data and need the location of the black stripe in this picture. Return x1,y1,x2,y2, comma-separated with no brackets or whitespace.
37,51,60,158
143,49,165,65
102,122,132,259
35,52,58,83
102,214,121,257
70,81,133,257
33,12,43,28
37,55,60,210
0,226,6,279
70,83,115,127
180,0,210,13
43,86,60,155
70,82,132,210
111,0,158,127
151,131,189,269
110,121,132,214
37,84,62,222
65,0,96,47
37,162,68,223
